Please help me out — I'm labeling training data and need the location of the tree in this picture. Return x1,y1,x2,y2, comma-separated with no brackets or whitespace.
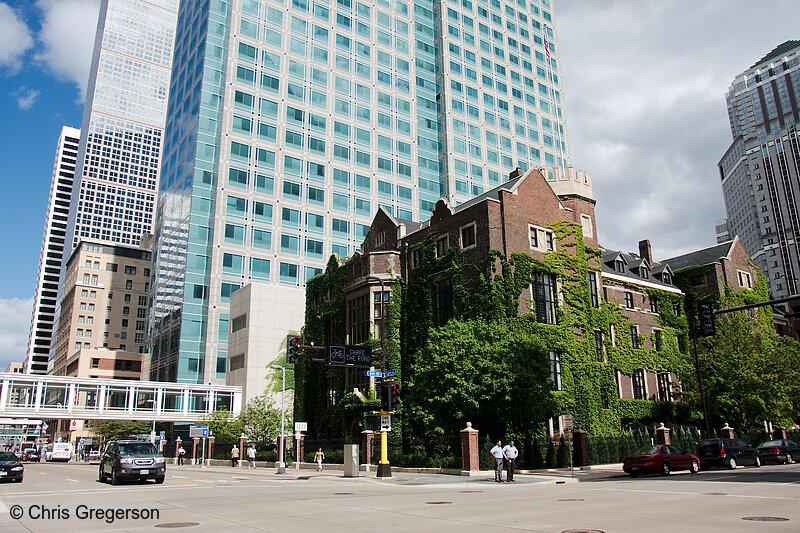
198,408,244,443
239,393,290,445
91,420,151,442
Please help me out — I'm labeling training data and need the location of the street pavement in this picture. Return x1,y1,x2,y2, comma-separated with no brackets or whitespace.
1,460,798,532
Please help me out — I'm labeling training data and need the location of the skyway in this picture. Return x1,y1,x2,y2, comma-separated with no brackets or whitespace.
0,373,241,422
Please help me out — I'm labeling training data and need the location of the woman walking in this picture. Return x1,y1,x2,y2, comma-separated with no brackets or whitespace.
314,448,325,472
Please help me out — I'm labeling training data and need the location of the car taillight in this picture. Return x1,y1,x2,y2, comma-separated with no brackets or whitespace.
720,447,725,456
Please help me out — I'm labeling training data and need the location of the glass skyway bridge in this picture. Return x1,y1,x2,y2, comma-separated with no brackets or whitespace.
0,373,242,422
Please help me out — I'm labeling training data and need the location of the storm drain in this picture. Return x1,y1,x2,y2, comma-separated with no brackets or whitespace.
425,501,453,505
742,517,789,522
155,522,200,529
297,476,311,480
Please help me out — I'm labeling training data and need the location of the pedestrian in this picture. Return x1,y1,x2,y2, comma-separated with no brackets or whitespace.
503,440,519,482
231,444,240,467
490,440,505,482
314,447,325,472
177,445,185,465
247,444,256,468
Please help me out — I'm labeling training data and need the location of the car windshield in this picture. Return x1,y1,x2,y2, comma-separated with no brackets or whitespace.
632,446,659,456
760,440,783,447
0,452,18,461
118,443,157,456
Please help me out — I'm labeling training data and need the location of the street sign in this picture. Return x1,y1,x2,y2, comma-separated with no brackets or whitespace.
380,414,391,432
189,425,209,438
562,414,574,431
294,422,308,432
159,431,166,440
294,431,302,439
326,345,373,367
384,370,396,377
365,370,382,377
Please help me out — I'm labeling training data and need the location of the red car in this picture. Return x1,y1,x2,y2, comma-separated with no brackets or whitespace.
623,445,700,477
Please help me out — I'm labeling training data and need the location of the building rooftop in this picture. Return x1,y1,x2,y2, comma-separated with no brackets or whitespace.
662,240,736,272
750,40,800,69
599,248,676,290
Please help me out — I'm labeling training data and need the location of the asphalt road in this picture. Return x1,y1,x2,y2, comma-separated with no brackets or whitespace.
1,461,799,532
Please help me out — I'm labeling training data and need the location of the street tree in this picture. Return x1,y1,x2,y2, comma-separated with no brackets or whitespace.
91,420,151,441
239,393,291,445
198,408,244,443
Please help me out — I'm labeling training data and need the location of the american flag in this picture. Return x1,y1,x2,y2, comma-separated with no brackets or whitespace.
543,33,551,62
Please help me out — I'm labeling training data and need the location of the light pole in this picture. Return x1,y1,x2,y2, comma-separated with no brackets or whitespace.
145,398,157,444
366,275,391,478
270,364,286,474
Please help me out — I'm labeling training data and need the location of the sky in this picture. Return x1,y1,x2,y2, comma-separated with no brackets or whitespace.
0,0,797,370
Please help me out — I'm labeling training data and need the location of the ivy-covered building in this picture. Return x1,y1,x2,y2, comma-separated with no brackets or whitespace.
296,166,691,443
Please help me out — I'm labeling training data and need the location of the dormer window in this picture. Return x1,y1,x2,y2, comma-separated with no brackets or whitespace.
640,267,649,279
662,272,672,284
614,260,625,273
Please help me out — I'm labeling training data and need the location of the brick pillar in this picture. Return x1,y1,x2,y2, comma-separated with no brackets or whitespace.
361,430,375,466
656,423,671,445
572,428,589,467
720,423,735,439
772,426,788,440
299,436,305,466
207,436,215,465
192,437,199,465
460,422,479,472
174,437,182,465
238,434,247,468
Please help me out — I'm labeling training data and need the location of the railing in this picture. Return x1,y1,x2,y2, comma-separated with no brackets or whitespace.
0,373,242,422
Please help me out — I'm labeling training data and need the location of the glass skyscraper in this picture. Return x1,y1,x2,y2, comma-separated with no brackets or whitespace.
148,0,569,383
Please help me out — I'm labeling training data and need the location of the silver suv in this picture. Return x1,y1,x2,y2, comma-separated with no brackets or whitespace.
99,440,166,485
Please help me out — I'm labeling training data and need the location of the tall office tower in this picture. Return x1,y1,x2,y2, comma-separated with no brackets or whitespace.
148,0,569,384
64,0,178,253
24,127,81,374
719,41,800,298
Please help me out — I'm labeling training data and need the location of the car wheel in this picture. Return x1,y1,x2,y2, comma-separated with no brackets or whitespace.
14,477,22,483
754,456,761,468
629,471,640,478
155,476,165,484
111,468,119,486
788,454,795,464
661,462,670,476
690,460,699,473
98,467,105,483
727,457,737,470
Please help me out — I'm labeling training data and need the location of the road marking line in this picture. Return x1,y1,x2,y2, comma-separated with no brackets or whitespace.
0,497,8,514
67,478,79,483
168,479,198,485
172,475,188,478
39,472,46,475
47,464,97,473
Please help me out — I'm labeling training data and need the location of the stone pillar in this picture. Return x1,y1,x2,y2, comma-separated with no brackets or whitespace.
572,428,589,467
460,422,479,472
720,423,735,439
772,426,788,440
298,436,305,467
207,436,215,465
192,437,199,465
655,423,671,445
238,434,247,468
174,437,182,465
361,430,375,467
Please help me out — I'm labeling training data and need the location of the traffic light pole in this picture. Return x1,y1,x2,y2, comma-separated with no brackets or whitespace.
368,275,391,478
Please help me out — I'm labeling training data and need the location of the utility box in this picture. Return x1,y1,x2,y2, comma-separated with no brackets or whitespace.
343,444,359,477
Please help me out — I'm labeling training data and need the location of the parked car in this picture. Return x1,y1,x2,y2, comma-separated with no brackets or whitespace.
696,438,760,469
23,448,41,462
0,451,24,482
756,439,800,464
88,450,102,462
623,445,700,477
99,440,166,485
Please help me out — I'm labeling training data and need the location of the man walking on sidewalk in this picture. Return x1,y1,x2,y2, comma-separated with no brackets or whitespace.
503,440,518,482
231,444,240,467
490,440,504,482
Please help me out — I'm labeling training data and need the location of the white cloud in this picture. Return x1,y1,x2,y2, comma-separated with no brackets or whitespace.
13,86,40,109
35,0,100,99
0,297,33,371
0,3,33,72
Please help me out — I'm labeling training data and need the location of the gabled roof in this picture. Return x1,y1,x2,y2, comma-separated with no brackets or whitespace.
451,170,532,213
377,205,425,233
599,248,677,290
601,250,626,265
662,240,735,272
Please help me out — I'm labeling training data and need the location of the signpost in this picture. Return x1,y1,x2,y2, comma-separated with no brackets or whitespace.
326,345,373,367
294,422,307,470
561,415,574,477
383,370,396,377
365,370,382,377
380,414,391,432
190,425,208,467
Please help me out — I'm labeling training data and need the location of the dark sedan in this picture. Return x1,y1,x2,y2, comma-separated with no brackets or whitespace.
0,451,24,482
623,445,700,477
757,439,800,464
23,448,41,462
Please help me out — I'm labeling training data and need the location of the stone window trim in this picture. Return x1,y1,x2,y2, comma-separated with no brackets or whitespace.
528,223,555,253
460,222,477,250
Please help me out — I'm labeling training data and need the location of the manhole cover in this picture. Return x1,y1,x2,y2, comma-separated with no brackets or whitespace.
425,501,453,505
557,498,584,502
333,492,353,495
742,517,789,522
704,492,728,496
556,481,566,484
459,490,483,493
155,523,200,529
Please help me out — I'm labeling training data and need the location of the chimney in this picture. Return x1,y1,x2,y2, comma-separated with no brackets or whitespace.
508,167,523,180
638,240,652,265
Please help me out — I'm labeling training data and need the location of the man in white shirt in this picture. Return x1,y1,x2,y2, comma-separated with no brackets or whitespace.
503,440,519,482
489,440,504,482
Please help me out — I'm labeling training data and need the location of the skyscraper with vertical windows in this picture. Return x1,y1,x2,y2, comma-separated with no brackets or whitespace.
148,0,569,384
718,41,800,298
25,127,81,374
64,0,178,253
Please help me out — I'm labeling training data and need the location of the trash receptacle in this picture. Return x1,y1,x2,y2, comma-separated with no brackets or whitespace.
343,444,359,477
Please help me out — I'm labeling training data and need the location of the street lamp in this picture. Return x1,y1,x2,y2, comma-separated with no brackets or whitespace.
270,364,286,474
145,398,157,444
366,275,391,478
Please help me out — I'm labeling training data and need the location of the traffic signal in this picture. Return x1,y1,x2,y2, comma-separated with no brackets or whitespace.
286,335,300,364
389,382,400,410
380,381,391,411
697,302,715,337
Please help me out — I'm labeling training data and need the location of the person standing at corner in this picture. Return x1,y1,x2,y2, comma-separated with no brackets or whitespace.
231,444,240,467
490,440,505,482
177,445,185,465
503,440,519,482
314,447,325,472
247,444,257,468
